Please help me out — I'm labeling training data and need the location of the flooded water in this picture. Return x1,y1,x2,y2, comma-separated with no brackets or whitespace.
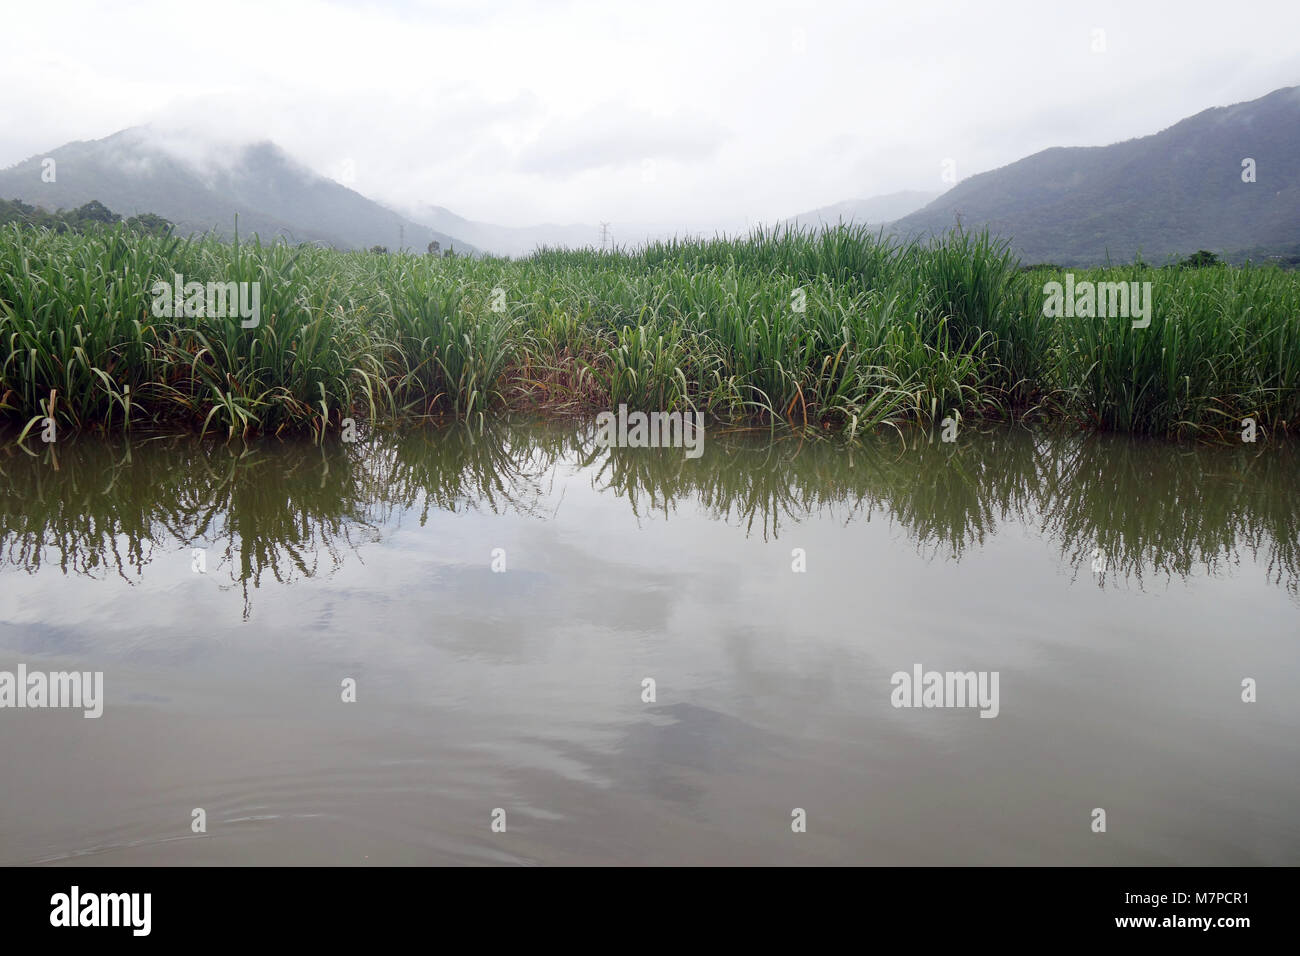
1,423,1297,865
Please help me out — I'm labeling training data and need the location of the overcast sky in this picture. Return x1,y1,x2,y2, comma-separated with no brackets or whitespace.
2,0,1298,230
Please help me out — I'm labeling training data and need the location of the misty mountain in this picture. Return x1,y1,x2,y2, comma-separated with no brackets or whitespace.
0,127,474,254
404,203,711,257
891,86,1300,265
406,194,947,258
405,204,603,257
6,85,1298,266
784,190,941,230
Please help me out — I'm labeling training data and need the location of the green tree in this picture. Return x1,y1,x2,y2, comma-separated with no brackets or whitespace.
1180,250,1220,268
71,200,120,226
126,212,174,237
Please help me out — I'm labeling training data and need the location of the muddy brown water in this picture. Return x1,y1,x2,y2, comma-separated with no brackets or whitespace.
1,423,1297,864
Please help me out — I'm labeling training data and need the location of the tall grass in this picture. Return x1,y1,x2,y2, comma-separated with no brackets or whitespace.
2,221,1297,441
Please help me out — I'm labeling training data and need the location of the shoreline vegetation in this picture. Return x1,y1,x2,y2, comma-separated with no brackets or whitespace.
1,220,1297,443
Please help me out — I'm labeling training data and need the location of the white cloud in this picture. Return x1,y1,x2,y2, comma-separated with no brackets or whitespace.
1,0,1297,228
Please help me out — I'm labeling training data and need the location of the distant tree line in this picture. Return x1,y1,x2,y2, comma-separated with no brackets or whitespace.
366,241,458,257
1,198,174,236
1020,248,1300,272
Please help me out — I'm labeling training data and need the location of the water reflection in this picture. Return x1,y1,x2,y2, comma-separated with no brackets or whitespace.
2,424,1297,613
2,423,1298,866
